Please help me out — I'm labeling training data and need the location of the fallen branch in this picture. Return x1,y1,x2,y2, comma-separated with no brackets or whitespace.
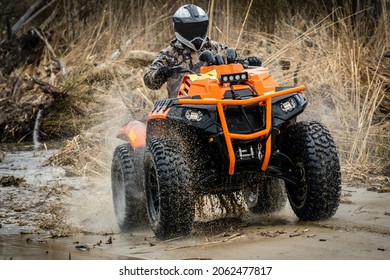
12,0,58,36
165,233,243,251
11,0,45,35
31,27,67,80
354,205,367,214
33,78,62,95
159,236,185,244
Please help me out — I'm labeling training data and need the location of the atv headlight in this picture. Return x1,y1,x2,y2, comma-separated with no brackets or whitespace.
185,109,203,122
280,98,297,112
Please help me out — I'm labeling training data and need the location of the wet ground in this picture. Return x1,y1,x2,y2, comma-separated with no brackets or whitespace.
1,145,390,260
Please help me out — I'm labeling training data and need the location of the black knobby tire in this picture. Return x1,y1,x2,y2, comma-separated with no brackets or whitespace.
283,121,341,220
111,143,146,231
144,139,194,240
244,177,287,214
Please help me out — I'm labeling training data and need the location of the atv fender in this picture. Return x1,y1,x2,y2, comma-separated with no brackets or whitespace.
116,120,146,149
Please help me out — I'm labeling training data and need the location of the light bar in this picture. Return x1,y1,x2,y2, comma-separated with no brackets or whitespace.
220,72,248,84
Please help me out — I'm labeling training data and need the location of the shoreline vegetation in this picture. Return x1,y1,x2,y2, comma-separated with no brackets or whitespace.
0,0,389,183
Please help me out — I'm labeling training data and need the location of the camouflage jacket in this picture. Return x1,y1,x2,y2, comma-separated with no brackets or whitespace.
144,38,228,98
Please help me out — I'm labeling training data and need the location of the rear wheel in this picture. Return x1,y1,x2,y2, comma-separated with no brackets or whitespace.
283,121,341,220
244,177,287,214
111,144,146,231
144,139,194,240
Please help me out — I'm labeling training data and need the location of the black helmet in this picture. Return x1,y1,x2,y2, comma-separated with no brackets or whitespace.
173,4,209,51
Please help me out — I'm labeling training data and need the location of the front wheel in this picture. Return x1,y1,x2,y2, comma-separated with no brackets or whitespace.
111,144,146,231
144,139,194,240
283,121,341,220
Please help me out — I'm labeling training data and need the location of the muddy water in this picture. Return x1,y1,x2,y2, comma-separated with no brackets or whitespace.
0,144,81,234
1,145,390,260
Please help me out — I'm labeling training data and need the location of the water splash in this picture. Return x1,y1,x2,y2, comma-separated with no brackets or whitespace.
33,106,43,150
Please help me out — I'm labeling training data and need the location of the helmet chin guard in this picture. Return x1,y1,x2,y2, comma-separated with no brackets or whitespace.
174,33,206,51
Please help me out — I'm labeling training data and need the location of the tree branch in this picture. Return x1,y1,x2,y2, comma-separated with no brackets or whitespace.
12,0,58,36
11,0,45,35
31,27,67,80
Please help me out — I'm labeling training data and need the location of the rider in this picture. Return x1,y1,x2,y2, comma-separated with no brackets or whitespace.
143,4,261,98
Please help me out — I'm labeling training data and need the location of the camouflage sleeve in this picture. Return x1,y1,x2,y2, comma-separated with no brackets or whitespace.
209,40,229,55
143,47,176,90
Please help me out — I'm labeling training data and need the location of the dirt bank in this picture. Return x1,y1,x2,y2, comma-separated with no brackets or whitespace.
1,146,389,260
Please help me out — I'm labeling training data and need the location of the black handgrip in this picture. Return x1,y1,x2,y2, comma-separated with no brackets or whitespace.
214,54,224,65
199,50,216,66
226,48,237,64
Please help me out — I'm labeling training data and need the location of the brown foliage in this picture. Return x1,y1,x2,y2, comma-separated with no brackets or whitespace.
0,0,388,181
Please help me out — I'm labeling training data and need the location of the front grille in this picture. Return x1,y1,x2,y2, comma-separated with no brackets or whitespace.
223,89,265,134
225,105,265,133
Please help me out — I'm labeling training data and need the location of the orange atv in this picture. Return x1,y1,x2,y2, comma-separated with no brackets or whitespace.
111,50,341,240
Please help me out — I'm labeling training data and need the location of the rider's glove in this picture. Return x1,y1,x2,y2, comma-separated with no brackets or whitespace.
247,57,262,67
155,67,173,80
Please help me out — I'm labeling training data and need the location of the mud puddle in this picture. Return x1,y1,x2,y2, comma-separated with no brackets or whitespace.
1,145,390,260
0,143,84,235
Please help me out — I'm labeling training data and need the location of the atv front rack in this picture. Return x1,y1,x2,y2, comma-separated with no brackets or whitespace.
178,85,305,175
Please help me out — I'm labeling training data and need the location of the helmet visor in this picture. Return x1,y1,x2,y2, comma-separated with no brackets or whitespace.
175,21,208,42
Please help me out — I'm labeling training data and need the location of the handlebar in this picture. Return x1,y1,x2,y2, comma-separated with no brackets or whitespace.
169,48,260,75
199,49,261,68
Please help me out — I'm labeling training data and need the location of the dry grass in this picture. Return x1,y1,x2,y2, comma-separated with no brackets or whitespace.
40,0,389,182
225,3,389,182
260,6,390,182
44,134,111,176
